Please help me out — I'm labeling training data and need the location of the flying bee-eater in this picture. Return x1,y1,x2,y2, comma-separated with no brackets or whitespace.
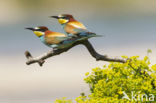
50,14,102,40
26,26,79,50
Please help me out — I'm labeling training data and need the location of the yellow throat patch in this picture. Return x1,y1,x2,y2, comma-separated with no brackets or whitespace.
58,19,68,24
34,31,44,37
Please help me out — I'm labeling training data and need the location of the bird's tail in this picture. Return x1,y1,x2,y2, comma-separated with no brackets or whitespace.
87,32,103,38
76,32,102,41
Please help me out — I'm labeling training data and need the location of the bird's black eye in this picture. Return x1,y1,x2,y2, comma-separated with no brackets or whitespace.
61,17,68,19
36,29,41,31
36,29,45,32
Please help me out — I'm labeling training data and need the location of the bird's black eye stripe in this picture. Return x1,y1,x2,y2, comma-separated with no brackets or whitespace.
61,17,66,19
61,17,68,19
36,29,45,32
36,29,41,31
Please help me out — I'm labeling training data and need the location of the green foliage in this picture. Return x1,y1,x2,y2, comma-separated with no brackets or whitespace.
54,97,72,103
54,56,156,103
147,49,152,54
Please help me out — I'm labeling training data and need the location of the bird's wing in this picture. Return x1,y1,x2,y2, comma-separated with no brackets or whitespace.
44,31,69,44
73,28,89,33
68,21,86,29
64,21,87,35
73,28,102,39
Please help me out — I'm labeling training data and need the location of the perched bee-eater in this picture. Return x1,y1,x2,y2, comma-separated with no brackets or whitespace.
51,14,101,40
26,26,78,50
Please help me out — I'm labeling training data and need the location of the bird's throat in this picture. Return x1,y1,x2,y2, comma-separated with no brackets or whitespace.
58,19,68,24
34,31,44,37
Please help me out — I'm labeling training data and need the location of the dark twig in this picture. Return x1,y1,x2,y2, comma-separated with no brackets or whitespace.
25,40,126,66
81,40,126,63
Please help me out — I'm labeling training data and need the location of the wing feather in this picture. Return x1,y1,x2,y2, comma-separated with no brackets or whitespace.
65,21,87,35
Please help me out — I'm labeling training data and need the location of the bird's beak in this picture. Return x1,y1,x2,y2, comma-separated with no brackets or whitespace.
50,16,59,19
25,27,35,31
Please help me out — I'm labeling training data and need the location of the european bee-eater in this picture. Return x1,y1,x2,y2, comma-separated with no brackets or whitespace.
51,14,101,40
26,26,78,50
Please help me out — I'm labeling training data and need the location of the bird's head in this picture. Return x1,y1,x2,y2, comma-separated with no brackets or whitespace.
26,26,49,37
51,14,75,24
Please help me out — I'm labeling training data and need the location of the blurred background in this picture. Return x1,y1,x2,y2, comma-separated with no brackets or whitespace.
0,0,156,103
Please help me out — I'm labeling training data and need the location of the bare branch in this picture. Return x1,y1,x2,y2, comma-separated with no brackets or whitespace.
25,40,126,66
81,40,126,63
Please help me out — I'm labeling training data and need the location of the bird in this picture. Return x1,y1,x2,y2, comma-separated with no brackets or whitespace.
26,26,79,50
50,14,102,40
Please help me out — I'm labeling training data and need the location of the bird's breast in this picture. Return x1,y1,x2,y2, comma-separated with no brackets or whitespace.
45,36,60,44
44,32,67,45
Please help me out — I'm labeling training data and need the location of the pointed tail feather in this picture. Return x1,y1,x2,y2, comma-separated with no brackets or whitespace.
76,34,102,41
90,34,103,37
87,32,103,38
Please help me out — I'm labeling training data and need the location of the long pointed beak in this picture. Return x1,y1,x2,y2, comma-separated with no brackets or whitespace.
50,16,59,19
25,27,35,31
